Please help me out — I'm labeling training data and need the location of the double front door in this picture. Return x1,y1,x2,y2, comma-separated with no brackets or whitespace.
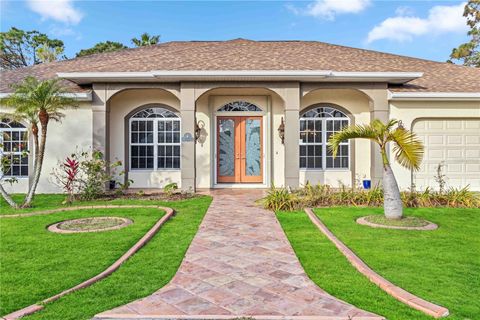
217,116,263,183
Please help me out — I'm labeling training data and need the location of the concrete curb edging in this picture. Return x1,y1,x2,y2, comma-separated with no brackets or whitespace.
3,205,175,320
304,208,449,319
356,216,438,231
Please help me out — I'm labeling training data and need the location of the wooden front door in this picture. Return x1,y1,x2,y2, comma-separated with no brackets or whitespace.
217,116,263,183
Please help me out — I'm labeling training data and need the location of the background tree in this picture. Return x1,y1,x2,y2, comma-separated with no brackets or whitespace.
1,77,77,208
131,32,160,47
0,27,65,70
36,43,66,63
76,41,127,57
329,119,424,220
450,0,480,67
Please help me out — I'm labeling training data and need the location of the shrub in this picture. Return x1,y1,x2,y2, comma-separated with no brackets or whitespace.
50,149,123,201
261,186,299,211
261,183,479,211
78,150,121,200
115,170,134,196
163,182,178,196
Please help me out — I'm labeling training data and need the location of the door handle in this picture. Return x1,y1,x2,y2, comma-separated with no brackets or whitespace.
235,153,240,159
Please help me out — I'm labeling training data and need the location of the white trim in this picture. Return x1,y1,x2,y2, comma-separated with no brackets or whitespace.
389,91,480,101
329,71,423,84
0,123,29,178
299,115,350,170
57,70,422,84
128,116,181,171
213,114,268,188
0,92,92,101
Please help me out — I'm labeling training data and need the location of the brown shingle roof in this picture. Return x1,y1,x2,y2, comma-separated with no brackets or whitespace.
1,38,479,93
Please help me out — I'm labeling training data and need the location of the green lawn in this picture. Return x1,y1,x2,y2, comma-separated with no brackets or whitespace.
277,207,480,320
0,194,212,319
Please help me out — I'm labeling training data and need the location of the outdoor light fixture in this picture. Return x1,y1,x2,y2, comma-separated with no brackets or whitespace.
398,120,405,129
194,121,201,142
278,117,285,144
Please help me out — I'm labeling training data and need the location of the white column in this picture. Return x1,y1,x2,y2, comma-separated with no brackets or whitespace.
180,83,196,191
367,88,389,186
92,83,109,160
283,84,300,188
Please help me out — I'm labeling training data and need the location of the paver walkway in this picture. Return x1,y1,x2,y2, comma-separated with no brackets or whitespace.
95,190,383,320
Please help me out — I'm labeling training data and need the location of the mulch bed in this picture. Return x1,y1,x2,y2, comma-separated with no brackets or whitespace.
48,217,132,234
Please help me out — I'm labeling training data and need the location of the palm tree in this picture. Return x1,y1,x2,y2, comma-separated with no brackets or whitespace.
131,32,160,47
1,77,77,208
329,119,424,219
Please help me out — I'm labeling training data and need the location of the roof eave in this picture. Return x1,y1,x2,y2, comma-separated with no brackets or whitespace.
389,91,480,101
0,92,92,101
57,71,423,85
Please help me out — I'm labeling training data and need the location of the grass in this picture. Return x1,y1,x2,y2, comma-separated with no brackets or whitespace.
0,194,212,319
277,207,480,320
363,215,430,227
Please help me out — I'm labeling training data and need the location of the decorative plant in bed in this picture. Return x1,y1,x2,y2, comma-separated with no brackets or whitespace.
262,119,479,228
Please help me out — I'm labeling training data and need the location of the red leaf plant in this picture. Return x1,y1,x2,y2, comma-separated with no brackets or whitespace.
64,157,79,192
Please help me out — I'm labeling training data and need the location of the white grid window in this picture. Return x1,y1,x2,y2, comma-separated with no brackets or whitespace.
0,119,29,177
299,105,350,170
129,107,181,170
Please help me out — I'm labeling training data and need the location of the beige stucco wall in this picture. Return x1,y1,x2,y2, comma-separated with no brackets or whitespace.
108,88,181,189
1,103,92,194
390,100,480,190
3,83,479,195
299,89,371,188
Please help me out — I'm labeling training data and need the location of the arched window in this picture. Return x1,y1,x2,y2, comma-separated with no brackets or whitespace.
299,104,350,169
129,106,180,170
217,101,262,112
0,119,29,177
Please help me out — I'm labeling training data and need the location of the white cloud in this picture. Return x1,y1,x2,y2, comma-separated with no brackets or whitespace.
27,0,83,25
288,0,371,21
367,3,467,43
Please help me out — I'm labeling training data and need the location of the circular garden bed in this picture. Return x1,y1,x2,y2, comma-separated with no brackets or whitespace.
48,217,133,234
356,215,438,230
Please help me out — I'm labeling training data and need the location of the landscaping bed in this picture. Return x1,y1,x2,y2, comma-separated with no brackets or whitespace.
262,184,480,211
277,207,480,320
48,216,132,233
0,194,212,319
361,215,428,227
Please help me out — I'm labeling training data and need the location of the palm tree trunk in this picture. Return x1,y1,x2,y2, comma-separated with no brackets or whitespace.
0,183,19,208
383,163,403,219
22,120,47,208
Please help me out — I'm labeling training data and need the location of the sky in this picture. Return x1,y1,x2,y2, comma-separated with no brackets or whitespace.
0,0,470,63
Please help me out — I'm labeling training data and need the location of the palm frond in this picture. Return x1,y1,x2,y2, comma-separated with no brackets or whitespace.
388,127,424,171
328,123,380,157
2,76,77,123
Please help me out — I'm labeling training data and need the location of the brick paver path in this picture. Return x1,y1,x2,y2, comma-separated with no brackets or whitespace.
95,190,383,320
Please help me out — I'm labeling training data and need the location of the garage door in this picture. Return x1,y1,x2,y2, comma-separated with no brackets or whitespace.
413,119,480,191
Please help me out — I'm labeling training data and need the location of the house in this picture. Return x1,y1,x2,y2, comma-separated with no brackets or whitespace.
1,39,479,193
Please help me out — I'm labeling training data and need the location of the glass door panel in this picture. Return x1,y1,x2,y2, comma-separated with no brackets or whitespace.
241,117,262,182
217,117,239,182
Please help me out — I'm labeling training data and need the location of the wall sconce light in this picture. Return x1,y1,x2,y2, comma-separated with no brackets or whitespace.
194,120,206,143
278,117,285,144
398,120,404,129
194,121,202,142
